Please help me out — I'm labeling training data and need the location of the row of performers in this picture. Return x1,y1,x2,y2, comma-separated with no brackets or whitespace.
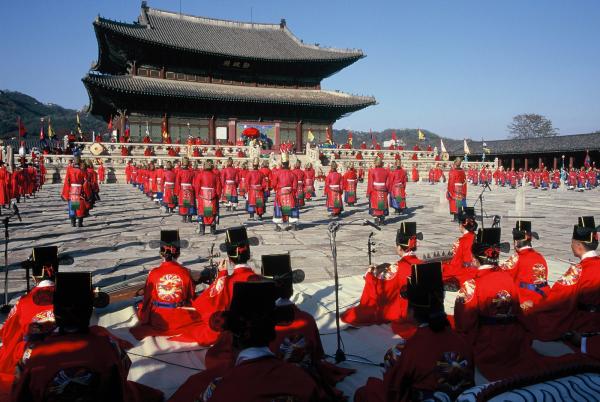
60,158,102,227
465,165,599,189
125,156,363,232
0,160,46,208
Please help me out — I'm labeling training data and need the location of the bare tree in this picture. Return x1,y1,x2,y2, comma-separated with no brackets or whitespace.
507,114,558,139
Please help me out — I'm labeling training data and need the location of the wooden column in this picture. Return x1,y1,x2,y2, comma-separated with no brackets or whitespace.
524,158,528,171
295,121,303,153
208,116,216,145
228,119,237,144
569,156,574,169
553,157,558,170
511,158,515,170
274,122,281,149
119,114,126,137
131,61,137,76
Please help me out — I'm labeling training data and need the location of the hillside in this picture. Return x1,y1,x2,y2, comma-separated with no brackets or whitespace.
0,90,105,139
332,128,462,151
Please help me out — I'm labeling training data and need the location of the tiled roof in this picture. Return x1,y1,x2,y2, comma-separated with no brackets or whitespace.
83,74,376,109
94,5,363,62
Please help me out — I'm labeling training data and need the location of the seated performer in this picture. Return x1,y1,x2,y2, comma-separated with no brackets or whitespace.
11,272,163,402
442,207,478,287
454,228,577,381
354,262,474,402
245,157,267,221
193,159,221,235
531,216,600,341
168,281,319,402
130,230,199,340
500,220,549,313
342,222,423,333
325,161,344,218
0,247,58,391
342,162,358,206
188,227,261,345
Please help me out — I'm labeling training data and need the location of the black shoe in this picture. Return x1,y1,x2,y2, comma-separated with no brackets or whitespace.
257,215,263,221
249,213,255,221
71,218,76,227
182,216,187,223
275,225,282,232
77,218,83,227
199,224,205,235
292,223,298,231
210,225,216,235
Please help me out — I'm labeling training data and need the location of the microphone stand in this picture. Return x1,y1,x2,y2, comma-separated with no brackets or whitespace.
472,182,491,229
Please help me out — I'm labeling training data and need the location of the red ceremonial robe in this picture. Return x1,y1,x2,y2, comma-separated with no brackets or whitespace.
367,167,389,217
292,168,306,207
342,254,422,328
325,171,344,215
442,231,476,285
446,168,467,214
175,167,196,215
61,166,90,218
454,266,578,381
354,326,474,402
10,330,163,402
221,167,239,202
499,247,549,312
272,169,298,220
168,352,319,402
237,168,248,197
386,168,408,210
162,170,177,208
193,169,221,225
130,260,199,340
98,164,105,183
0,166,10,205
304,168,316,200
245,170,266,216
342,169,358,205
125,163,132,183
411,167,419,182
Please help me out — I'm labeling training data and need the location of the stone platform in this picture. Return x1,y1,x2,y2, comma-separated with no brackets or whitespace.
1,181,599,308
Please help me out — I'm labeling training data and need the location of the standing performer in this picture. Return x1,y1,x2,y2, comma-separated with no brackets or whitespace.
387,160,408,214
162,161,177,213
237,161,248,199
221,157,239,211
193,159,221,235
342,162,358,206
272,153,299,231
259,160,272,201
61,158,90,227
97,161,106,184
411,164,419,182
325,161,344,217
130,230,199,340
175,157,196,223
303,162,316,201
447,157,467,221
0,161,10,209
367,157,390,225
292,160,306,208
245,158,267,221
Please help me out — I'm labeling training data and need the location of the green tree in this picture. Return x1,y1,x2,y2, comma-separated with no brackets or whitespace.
507,114,558,139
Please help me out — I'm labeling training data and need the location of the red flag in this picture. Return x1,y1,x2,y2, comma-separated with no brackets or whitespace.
107,115,113,131
17,117,26,137
39,119,45,140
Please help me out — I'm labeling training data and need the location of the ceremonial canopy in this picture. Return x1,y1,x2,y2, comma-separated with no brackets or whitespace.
83,2,375,150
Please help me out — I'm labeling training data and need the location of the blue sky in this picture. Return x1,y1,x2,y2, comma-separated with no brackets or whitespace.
1,0,599,139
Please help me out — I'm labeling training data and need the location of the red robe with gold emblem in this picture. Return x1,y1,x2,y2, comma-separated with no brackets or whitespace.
367,167,389,217
175,167,196,215
499,247,549,311
447,168,467,214
342,254,422,326
354,326,474,402
130,260,199,340
193,169,221,225
442,231,476,285
325,171,344,215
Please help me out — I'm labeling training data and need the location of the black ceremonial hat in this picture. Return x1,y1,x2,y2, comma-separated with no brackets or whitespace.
54,272,93,308
472,228,503,261
476,227,501,246
261,254,293,298
457,207,475,221
229,281,278,320
161,230,182,248
405,262,444,310
226,226,249,247
32,246,59,279
396,221,422,248
572,216,598,244
578,216,596,228
512,220,538,241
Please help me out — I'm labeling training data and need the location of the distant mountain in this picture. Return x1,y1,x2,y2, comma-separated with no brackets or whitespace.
0,90,105,139
332,128,462,151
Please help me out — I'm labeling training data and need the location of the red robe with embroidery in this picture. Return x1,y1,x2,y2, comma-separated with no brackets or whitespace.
125,163,132,183
175,167,196,215
342,169,358,205
237,168,248,197
386,168,408,210
325,171,343,214
342,254,422,326
11,330,162,402
0,166,10,205
61,166,90,218
499,247,549,311
193,169,221,225
442,231,476,285
367,167,389,216
98,164,105,183
291,168,306,207
411,166,419,182
130,260,199,340
167,355,318,402
454,267,578,381
531,255,600,341
245,170,266,216
221,167,239,202
272,169,298,219
354,326,474,402
446,168,467,214
259,166,272,192
304,168,316,199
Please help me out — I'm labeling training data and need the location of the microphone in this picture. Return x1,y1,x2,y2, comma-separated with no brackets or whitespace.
12,202,22,222
273,269,305,284
363,219,381,231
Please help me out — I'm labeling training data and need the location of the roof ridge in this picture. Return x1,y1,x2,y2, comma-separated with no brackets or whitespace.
146,7,282,31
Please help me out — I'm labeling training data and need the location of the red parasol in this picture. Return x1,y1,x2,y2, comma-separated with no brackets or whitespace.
242,127,260,138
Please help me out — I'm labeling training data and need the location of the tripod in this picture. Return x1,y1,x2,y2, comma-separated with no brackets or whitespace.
1,202,22,314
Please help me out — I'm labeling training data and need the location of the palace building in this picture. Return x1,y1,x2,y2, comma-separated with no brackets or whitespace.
83,2,376,151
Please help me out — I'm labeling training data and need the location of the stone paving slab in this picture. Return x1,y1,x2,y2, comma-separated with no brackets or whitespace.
1,181,599,310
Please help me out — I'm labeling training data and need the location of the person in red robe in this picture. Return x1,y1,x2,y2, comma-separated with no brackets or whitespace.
145,162,156,199
272,154,299,231
237,161,249,198
447,158,467,220
61,158,91,227
184,227,262,345
342,162,358,206
162,161,177,212
530,216,600,341
97,161,106,184
168,281,319,402
12,272,163,402
303,162,316,201
245,158,266,221
499,221,549,314
175,157,196,222
0,161,10,208
259,161,272,201
411,164,419,182
454,228,577,382
367,157,389,225
130,230,199,340
221,157,239,211
325,161,344,217
292,160,306,208
342,222,423,334
442,207,478,288
192,159,221,235
355,262,474,402
387,160,408,214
